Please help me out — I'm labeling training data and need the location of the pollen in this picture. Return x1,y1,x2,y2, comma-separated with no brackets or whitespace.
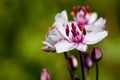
88,13,92,16
71,11,75,17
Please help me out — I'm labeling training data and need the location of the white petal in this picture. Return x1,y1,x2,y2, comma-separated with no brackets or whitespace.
84,30,108,44
94,17,106,26
85,17,106,31
76,44,87,52
55,10,68,24
55,40,77,53
86,12,97,24
48,28,63,42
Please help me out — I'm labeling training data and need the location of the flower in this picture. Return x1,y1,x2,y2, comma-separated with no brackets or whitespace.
55,22,108,53
42,11,68,52
40,68,51,80
68,55,78,70
42,9,108,53
42,25,64,52
84,53,94,68
91,47,103,61
71,6,106,32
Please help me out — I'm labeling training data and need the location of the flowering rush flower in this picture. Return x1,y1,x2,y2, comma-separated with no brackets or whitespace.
71,6,106,32
42,6,108,53
42,11,68,52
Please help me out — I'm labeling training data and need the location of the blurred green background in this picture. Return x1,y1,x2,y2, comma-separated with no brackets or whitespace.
0,0,120,80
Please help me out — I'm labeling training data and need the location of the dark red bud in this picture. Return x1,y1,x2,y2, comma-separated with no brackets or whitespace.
91,47,103,62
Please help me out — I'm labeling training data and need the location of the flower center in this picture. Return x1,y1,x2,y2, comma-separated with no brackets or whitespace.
65,23,86,43
71,6,92,26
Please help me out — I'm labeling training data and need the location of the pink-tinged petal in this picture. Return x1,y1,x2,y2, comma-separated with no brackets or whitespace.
85,17,106,31
86,12,97,24
55,40,77,53
76,44,87,52
84,30,108,45
55,10,68,24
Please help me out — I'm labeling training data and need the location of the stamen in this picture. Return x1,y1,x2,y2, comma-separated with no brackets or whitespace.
83,28,86,35
77,5,81,12
86,6,91,13
71,29,77,37
73,6,77,16
77,25,86,35
66,25,69,36
77,24,82,31
82,6,87,16
72,23,76,31
71,6,77,17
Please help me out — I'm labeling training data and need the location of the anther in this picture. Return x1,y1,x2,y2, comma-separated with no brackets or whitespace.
66,25,69,36
77,5,81,12
73,6,77,16
72,23,76,31
86,6,91,13
82,6,87,16
82,28,86,35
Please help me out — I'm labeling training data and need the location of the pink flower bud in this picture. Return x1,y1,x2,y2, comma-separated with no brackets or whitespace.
42,46,56,52
40,68,51,80
91,47,103,62
69,55,78,70
84,53,94,68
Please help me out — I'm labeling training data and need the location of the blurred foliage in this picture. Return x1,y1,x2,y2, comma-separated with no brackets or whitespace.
0,0,120,80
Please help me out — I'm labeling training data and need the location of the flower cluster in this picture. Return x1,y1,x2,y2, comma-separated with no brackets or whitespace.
41,6,108,80
42,6,108,53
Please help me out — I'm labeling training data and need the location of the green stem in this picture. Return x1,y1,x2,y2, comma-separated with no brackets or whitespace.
96,62,98,80
79,51,85,80
64,52,74,80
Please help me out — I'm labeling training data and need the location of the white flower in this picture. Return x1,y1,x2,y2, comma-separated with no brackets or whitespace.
42,26,63,52
42,11,68,52
42,9,108,53
55,22,108,53
71,6,106,32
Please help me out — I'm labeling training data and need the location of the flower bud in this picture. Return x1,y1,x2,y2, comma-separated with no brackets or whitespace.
42,46,56,52
84,53,94,68
73,76,80,80
68,55,78,70
40,68,51,80
91,47,103,62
